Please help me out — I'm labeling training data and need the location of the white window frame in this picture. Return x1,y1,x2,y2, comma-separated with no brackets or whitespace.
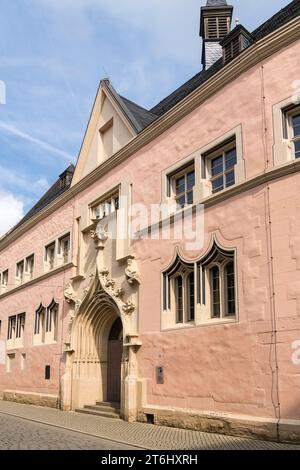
7,313,25,349
25,254,35,280
1,269,9,294
161,241,238,331
16,260,25,285
286,106,300,160
161,126,244,210
162,258,196,329
205,142,237,195
91,189,120,222
33,300,58,346
44,241,56,272
172,269,195,325
168,164,195,211
205,259,236,320
58,233,71,266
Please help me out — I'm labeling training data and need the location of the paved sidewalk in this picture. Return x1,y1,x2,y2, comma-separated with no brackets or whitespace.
0,400,299,450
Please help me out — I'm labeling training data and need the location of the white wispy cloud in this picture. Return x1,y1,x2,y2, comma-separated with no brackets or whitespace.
0,165,50,194
0,190,24,237
0,121,75,163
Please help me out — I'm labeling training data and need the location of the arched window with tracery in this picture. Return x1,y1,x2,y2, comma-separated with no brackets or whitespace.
162,242,237,329
199,242,236,321
34,300,59,345
163,255,195,325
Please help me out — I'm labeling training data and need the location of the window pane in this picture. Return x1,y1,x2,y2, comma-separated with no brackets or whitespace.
187,272,195,321
176,195,186,209
225,171,235,188
210,266,220,318
175,276,183,323
211,155,223,176
175,176,185,195
295,140,300,159
225,261,235,316
225,148,237,169
186,171,195,190
186,190,193,205
212,176,224,193
292,114,300,137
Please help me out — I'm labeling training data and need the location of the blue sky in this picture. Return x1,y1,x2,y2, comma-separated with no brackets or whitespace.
0,0,290,235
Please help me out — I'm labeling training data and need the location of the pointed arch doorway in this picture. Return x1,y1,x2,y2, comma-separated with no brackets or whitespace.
69,285,125,411
107,317,123,403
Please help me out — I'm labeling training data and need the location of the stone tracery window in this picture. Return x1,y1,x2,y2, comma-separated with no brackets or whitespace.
163,255,195,325
162,242,237,329
34,300,58,345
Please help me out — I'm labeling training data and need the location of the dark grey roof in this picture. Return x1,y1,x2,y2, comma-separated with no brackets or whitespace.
6,164,75,236
120,95,158,130
103,79,157,133
151,0,300,117
220,24,253,47
252,0,300,40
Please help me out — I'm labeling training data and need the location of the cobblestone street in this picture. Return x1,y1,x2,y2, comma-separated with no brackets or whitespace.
0,401,299,450
0,414,137,450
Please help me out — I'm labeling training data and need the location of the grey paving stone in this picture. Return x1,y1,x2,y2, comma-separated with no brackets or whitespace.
0,400,299,450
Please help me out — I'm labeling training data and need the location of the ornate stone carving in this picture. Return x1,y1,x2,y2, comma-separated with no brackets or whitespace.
122,300,135,315
99,267,109,277
96,223,109,241
90,223,108,250
105,278,116,289
125,257,140,285
115,288,125,299
64,283,76,304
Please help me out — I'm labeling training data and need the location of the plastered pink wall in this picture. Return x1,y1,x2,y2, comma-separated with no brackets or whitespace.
0,40,299,418
0,202,74,396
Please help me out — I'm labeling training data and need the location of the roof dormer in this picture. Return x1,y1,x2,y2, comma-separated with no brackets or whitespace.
220,24,254,64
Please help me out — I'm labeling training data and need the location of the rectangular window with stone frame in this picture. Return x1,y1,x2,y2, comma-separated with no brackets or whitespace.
167,163,195,210
7,313,25,348
25,254,34,280
203,139,237,194
16,260,25,284
58,234,70,265
284,106,300,159
45,242,56,271
1,269,8,290
92,191,120,221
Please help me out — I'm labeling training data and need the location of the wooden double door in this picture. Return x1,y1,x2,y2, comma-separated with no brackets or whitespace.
107,318,123,403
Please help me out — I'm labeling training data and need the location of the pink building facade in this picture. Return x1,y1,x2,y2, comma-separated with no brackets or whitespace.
0,0,300,442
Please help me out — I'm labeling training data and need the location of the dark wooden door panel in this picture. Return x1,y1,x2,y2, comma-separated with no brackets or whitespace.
107,340,122,403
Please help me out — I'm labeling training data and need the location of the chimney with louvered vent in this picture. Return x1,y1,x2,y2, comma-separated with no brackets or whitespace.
200,0,233,70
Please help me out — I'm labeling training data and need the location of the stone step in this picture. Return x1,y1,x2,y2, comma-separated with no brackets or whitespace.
95,401,120,409
75,408,121,419
84,404,120,414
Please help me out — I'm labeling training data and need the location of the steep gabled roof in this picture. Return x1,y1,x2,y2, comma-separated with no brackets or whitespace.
103,80,157,133
120,95,158,130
